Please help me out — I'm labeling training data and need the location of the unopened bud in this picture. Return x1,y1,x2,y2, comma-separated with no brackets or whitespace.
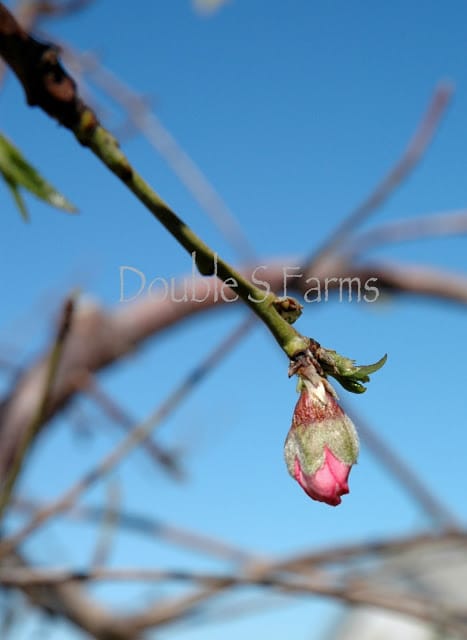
284,361,359,506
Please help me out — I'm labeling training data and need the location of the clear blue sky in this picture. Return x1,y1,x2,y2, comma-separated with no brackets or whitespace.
1,1,467,638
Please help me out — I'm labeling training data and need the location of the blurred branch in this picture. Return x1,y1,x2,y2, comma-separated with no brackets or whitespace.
13,499,467,570
3,531,467,585
1,567,465,635
304,83,453,273
27,0,95,18
12,497,257,563
269,529,467,572
4,556,460,636
0,318,256,558
0,550,137,640
2,529,467,635
344,209,467,259
0,296,74,520
82,374,185,480
344,403,461,530
119,536,467,636
89,481,120,568
352,261,467,304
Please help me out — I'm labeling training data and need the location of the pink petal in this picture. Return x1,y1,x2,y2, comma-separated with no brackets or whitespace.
294,448,351,506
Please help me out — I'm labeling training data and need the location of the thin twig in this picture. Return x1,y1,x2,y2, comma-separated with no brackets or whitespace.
12,497,256,563
90,481,119,568
344,209,467,259
0,296,75,520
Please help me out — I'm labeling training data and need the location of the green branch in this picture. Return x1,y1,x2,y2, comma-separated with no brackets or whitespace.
78,121,308,357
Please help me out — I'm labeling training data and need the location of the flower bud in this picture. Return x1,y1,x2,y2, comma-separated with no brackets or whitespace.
284,363,359,506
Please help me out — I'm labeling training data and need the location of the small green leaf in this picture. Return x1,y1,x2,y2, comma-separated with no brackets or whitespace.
336,377,367,394
316,347,387,394
0,133,77,220
348,354,388,380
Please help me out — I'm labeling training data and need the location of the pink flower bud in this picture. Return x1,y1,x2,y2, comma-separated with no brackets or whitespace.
284,363,359,506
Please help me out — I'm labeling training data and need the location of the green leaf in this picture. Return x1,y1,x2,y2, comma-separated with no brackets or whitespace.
348,354,388,380
317,348,387,394
2,174,29,222
0,133,77,220
335,377,368,394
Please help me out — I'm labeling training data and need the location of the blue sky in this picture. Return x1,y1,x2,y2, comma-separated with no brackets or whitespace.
1,1,467,638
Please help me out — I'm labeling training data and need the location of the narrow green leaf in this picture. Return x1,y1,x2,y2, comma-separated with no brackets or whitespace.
349,354,388,380
336,377,367,394
317,347,387,394
2,173,29,222
0,133,77,215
